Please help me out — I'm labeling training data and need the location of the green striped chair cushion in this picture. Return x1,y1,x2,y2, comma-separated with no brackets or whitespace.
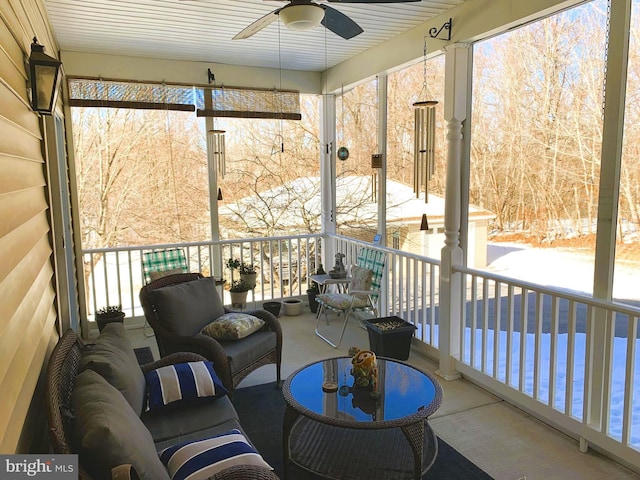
356,248,386,302
142,248,188,284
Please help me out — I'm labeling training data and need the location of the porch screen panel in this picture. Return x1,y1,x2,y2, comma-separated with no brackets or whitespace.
196,87,302,120
68,78,197,111
67,78,302,120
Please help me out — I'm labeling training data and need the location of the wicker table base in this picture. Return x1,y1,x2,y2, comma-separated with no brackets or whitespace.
285,414,438,480
282,357,442,480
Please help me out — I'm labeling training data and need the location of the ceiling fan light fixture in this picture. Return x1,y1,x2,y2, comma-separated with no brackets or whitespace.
280,4,325,31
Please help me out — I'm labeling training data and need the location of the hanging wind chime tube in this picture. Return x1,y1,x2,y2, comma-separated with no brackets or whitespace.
413,35,438,204
413,100,438,203
207,129,226,179
371,76,382,203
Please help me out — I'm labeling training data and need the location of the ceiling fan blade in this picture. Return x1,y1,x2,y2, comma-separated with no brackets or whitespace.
233,10,280,40
321,5,363,40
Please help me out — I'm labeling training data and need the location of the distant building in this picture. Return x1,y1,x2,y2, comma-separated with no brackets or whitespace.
221,176,495,267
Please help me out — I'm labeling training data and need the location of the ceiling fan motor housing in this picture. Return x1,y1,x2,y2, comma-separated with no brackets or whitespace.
280,4,325,30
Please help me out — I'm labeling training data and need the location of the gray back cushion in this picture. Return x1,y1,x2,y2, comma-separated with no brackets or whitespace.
72,369,170,480
149,277,225,336
79,322,146,416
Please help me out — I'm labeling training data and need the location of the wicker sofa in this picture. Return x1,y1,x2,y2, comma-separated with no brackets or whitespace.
45,323,279,480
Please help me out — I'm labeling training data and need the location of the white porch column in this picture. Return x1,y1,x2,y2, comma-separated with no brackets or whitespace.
437,43,471,380
584,0,631,451
321,93,337,264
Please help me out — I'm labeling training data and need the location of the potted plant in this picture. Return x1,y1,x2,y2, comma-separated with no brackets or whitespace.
306,262,325,313
225,258,241,282
229,280,251,308
239,262,258,289
95,304,125,332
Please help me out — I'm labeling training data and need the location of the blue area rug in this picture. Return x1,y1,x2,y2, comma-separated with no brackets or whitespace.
232,382,494,480
134,346,154,365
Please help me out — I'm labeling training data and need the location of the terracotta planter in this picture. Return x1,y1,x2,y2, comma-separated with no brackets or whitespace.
282,298,303,316
230,290,248,309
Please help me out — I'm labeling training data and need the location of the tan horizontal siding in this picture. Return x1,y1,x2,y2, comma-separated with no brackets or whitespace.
0,188,48,241
0,29,28,105
0,239,55,385
0,214,50,285
0,0,60,454
0,113,42,159
0,80,40,133
0,153,45,195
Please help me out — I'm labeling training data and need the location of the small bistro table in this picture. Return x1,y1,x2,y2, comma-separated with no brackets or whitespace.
282,357,443,480
309,274,351,319
309,274,351,294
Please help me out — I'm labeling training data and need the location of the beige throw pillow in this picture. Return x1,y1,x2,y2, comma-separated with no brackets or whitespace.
201,313,265,340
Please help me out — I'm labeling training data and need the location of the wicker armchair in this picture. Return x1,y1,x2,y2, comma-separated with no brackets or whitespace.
139,273,282,392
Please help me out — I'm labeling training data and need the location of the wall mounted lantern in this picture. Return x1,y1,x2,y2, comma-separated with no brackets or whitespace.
29,37,62,115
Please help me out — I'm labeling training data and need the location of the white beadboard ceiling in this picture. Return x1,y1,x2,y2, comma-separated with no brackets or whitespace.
43,0,465,72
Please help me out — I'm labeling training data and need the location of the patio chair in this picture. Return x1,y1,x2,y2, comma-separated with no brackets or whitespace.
142,248,189,283
139,273,282,392
140,248,189,336
315,247,386,348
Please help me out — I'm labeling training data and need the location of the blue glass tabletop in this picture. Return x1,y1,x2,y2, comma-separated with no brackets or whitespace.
286,357,439,424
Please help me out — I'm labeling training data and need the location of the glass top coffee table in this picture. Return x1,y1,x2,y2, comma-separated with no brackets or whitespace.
282,356,443,480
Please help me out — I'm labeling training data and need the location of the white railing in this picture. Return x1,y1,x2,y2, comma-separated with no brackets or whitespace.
81,234,324,322
454,264,640,469
81,233,640,470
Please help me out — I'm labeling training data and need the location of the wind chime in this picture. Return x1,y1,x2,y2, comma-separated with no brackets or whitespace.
337,84,350,162
206,69,226,199
371,76,382,202
414,37,438,230
207,129,226,179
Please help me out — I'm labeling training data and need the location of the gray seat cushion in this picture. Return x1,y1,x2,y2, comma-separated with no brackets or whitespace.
142,394,239,444
220,330,277,373
150,277,225,336
79,322,147,416
71,369,170,480
152,418,244,452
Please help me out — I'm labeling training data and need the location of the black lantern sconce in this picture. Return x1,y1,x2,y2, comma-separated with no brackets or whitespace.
28,37,62,115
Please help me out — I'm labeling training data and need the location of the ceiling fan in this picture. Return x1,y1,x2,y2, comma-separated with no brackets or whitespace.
232,0,422,41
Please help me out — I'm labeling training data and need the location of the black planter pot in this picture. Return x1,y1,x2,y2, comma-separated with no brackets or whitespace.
307,290,319,313
96,311,125,332
364,316,417,360
263,301,282,317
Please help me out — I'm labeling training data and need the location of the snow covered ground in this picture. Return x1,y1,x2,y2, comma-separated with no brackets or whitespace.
486,242,639,301
464,242,640,446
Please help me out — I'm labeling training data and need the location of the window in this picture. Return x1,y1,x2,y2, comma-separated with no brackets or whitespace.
471,0,606,284
335,78,379,240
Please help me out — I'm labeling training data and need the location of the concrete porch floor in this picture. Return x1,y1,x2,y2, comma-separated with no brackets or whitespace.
128,308,640,480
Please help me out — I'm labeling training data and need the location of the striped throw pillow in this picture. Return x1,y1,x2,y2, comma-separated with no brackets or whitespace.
145,361,227,411
159,429,273,480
